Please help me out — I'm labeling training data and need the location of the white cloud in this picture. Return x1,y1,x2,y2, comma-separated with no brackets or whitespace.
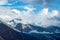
29,30,51,34
0,15,12,21
0,0,8,5
18,7,60,28
34,8,59,27
0,0,17,5
0,6,20,26
20,0,50,7
0,6,60,28
29,30,39,33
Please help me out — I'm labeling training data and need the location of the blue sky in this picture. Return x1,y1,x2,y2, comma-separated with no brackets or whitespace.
0,0,60,27
1,0,60,11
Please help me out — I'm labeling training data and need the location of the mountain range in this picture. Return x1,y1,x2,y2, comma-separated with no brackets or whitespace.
15,23,60,33
0,20,60,40
0,21,38,40
15,22,60,40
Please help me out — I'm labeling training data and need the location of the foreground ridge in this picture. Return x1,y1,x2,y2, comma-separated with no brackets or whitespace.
0,20,38,40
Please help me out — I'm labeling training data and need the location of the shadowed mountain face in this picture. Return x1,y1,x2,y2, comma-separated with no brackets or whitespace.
0,22,38,40
0,21,60,40
15,23,33,33
45,26,60,32
15,23,60,40
0,36,4,40
15,23,60,33
15,23,47,33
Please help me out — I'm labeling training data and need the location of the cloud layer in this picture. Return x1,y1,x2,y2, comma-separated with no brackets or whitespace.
20,0,49,6
0,6,60,28
20,0,59,7
0,0,8,5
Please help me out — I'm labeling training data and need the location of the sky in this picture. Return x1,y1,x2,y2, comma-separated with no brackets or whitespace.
0,0,60,28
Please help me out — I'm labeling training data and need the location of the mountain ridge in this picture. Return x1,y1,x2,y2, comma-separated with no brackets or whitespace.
0,21,38,40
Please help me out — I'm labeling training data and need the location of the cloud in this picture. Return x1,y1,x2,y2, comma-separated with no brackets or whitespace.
20,0,60,8
0,15,12,21
0,0,8,5
12,6,60,28
20,0,48,6
0,6,60,28
29,30,51,34
34,8,59,27
0,6,22,19
29,30,40,33
20,0,53,7
0,0,18,5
